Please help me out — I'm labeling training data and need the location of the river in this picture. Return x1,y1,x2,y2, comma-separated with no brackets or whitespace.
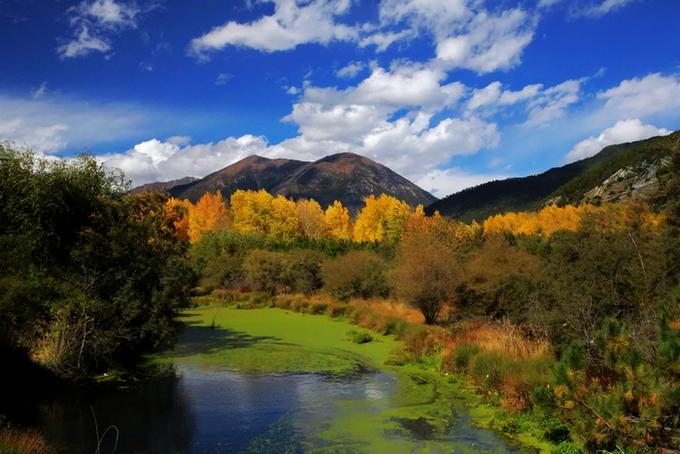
34,307,529,453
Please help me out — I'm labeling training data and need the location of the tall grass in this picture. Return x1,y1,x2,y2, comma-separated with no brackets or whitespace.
0,425,57,454
267,294,554,412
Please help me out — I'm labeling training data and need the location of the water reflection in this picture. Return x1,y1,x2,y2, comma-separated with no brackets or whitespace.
37,365,520,454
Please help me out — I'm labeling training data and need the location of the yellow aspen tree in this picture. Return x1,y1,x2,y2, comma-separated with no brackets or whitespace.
269,194,300,241
324,200,352,240
296,198,327,240
353,194,412,242
230,189,300,240
187,190,230,243
230,189,273,236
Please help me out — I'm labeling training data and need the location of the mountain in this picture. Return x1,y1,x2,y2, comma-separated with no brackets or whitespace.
130,176,199,195
426,131,680,223
136,152,437,213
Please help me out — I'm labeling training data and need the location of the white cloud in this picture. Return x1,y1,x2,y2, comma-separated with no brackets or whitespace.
336,62,365,78
583,0,637,17
525,79,581,126
563,118,671,164
598,73,680,117
57,0,147,59
101,135,269,186
376,1,535,74
188,0,358,58
166,135,192,146
415,167,511,198
435,9,535,74
58,25,111,59
358,29,414,52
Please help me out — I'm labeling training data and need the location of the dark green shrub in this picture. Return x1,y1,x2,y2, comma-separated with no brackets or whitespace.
345,330,373,344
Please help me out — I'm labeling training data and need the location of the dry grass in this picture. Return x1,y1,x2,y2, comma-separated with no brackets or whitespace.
349,298,425,324
0,426,57,454
455,319,551,360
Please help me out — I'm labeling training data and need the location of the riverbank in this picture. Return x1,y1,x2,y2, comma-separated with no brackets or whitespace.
154,305,552,453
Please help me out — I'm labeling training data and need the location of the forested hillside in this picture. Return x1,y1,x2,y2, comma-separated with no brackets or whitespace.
427,131,680,222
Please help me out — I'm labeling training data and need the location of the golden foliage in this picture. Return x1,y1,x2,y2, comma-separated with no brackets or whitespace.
186,190,230,243
230,189,300,240
353,194,412,242
324,200,352,240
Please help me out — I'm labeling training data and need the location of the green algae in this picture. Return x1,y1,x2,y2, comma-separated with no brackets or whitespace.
155,307,397,375
155,307,546,453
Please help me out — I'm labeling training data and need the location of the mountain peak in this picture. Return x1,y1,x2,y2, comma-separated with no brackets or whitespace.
154,152,436,213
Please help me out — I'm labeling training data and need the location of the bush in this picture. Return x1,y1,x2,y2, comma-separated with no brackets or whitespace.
282,250,324,296
321,251,391,302
291,296,309,313
242,250,287,296
275,296,293,309
308,303,328,315
327,304,349,318
451,343,480,371
345,330,373,344
200,255,245,292
551,441,582,454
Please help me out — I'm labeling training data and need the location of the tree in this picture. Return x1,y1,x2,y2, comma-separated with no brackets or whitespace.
321,251,390,302
230,189,300,241
324,200,352,241
186,191,230,243
296,199,327,240
353,194,412,242
393,226,458,324
0,144,194,376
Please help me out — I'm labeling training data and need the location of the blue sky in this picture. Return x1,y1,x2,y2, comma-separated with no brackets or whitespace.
1,0,679,197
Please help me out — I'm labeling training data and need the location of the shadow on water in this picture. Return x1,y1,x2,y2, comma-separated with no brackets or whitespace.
171,319,281,358
38,369,196,454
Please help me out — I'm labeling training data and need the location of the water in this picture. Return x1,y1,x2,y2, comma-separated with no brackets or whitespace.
35,363,523,453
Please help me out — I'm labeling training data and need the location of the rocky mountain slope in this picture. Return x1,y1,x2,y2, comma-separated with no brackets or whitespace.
134,152,437,214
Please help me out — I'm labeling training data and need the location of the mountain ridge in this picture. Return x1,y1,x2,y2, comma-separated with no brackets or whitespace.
133,152,437,214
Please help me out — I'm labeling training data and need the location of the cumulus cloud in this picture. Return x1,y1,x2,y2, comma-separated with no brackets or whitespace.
101,135,269,186
188,0,358,58
524,79,582,126
563,118,671,164
274,62,499,183
57,0,151,59
415,167,511,198
188,0,535,74
598,73,680,117
434,9,535,74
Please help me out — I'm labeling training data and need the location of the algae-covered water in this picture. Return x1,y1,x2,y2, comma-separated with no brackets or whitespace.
36,308,531,453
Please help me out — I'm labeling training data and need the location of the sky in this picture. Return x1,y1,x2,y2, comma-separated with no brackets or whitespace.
1,0,679,198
